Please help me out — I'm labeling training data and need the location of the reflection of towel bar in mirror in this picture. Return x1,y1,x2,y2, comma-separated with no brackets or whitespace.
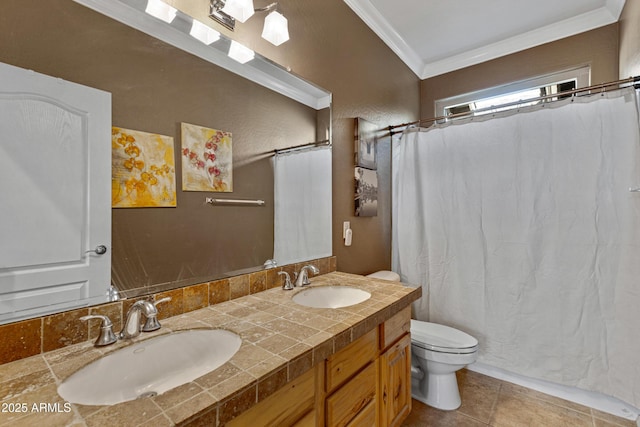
205,197,265,206
630,187,640,192
274,139,331,155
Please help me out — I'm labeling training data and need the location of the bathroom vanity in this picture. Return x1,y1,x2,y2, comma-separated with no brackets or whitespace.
0,272,420,426
229,305,412,427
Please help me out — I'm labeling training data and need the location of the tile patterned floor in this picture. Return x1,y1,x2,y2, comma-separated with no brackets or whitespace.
402,369,637,427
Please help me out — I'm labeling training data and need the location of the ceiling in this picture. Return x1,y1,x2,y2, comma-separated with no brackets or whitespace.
344,0,626,79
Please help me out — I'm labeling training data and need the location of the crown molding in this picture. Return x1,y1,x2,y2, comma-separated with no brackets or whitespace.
343,0,424,77
344,0,626,80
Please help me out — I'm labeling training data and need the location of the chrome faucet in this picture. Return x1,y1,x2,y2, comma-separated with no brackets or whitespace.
278,271,294,290
80,314,118,347
120,297,171,340
294,265,319,287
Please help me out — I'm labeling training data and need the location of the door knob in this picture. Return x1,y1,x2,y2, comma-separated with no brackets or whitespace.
86,245,107,255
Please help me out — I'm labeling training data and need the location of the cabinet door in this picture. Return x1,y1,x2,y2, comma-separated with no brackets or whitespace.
380,334,411,427
0,61,111,323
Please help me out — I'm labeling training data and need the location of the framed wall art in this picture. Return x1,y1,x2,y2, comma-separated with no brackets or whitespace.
354,166,378,217
354,117,377,169
112,127,177,208
181,122,233,192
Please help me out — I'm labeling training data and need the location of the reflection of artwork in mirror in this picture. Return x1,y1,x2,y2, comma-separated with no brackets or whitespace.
112,127,176,208
355,167,378,217
181,123,233,192
355,117,377,169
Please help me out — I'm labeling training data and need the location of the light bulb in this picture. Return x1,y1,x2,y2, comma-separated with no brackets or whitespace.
221,0,255,23
145,0,177,23
261,10,289,46
190,20,221,45
228,40,255,64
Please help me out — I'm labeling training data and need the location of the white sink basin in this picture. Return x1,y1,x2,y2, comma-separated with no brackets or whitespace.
292,286,371,309
57,329,241,406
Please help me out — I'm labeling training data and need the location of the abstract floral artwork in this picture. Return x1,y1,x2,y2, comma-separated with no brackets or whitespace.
112,127,176,208
181,123,233,192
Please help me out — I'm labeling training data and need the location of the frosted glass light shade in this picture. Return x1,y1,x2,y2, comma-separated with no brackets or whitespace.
145,0,177,23
221,0,255,23
190,20,220,45
261,11,289,46
228,40,255,64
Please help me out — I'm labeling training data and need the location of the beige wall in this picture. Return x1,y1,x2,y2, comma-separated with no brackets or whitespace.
619,0,640,78
282,1,421,275
196,0,422,275
420,24,619,119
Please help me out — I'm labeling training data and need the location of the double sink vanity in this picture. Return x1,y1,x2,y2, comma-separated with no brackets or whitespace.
0,272,420,426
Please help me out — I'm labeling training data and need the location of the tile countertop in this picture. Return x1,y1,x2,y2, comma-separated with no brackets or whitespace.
0,272,421,427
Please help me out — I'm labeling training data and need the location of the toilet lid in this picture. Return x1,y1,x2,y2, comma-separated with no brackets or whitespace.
410,320,478,353
366,270,400,281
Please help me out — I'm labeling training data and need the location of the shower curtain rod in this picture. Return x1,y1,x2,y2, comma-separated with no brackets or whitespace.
273,139,331,155
388,75,640,136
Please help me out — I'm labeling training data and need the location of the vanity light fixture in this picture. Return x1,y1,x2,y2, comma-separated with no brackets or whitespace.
228,40,255,63
261,7,289,46
210,0,290,46
190,20,221,45
221,0,255,23
145,0,177,23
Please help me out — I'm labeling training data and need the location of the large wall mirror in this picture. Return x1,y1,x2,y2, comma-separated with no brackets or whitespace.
0,0,332,324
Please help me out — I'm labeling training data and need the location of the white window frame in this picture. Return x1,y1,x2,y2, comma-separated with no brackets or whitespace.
435,66,591,118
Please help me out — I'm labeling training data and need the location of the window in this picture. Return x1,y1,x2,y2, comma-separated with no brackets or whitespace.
435,66,590,120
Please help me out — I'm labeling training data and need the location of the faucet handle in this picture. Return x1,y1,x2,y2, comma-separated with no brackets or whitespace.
278,271,294,290
80,315,118,347
141,296,172,332
153,297,171,306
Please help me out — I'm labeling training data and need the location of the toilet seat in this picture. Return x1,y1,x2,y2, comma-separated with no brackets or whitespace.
410,320,478,354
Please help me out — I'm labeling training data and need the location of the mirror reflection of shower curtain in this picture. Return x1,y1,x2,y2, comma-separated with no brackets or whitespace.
392,88,640,408
273,146,332,265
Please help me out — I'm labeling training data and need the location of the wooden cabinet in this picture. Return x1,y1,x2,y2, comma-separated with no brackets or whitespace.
326,362,377,426
228,368,315,427
380,306,411,350
346,399,376,427
324,328,377,426
326,328,377,392
379,334,412,427
230,305,413,427
322,307,412,427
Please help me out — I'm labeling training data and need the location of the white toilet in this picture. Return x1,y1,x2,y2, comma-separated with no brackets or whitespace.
367,271,478,410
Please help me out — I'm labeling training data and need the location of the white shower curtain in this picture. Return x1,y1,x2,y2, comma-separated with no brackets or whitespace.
273,146,332,264
392,88,640,408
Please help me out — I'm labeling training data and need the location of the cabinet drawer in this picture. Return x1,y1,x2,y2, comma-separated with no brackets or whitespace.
346,398,376,427
380,306,411,350
326,327,377,392
292,410,315,427
227,368,314,427
326,362,376,427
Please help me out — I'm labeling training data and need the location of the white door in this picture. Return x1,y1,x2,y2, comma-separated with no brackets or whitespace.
0,62,111,323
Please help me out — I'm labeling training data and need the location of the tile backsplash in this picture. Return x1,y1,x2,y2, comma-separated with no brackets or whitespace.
0,256,336,366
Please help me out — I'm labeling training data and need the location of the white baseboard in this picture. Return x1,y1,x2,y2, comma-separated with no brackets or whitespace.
467,362,640,422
